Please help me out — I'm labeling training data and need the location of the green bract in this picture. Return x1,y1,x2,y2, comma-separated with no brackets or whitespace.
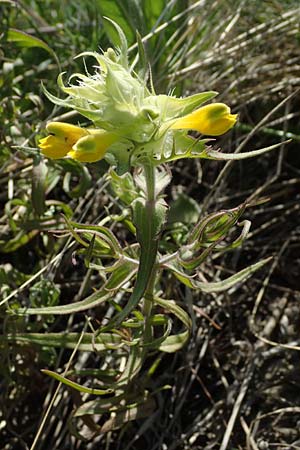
46,49,220,143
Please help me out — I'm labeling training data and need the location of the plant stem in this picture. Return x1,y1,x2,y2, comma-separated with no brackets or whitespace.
142,163,157,344
144,161,155,202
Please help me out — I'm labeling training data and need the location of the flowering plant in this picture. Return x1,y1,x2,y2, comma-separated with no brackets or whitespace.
12,21,282,435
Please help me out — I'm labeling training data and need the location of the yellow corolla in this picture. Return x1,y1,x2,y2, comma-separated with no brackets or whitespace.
39,122,89,159
170,103,237,136
39,122,118,162
68,130,119,163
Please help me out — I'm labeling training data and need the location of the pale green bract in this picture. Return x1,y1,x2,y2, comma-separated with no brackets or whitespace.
46,49,218,141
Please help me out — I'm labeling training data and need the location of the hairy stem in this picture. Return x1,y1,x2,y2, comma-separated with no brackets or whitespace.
142,163,157,344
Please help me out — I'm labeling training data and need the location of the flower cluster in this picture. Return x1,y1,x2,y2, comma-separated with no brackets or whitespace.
39,34,237,168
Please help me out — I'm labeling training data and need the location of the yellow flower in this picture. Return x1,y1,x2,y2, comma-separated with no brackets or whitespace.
170,103,237,136
39,122,89,159
68,130,119,163
39,122,118,162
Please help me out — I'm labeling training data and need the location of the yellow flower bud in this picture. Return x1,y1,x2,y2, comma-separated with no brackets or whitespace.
39,122,88,159
67,130,119,163
170,103,237,136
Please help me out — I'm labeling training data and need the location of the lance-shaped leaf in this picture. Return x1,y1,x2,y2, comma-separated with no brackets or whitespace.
149,297,192,353
154,297,192,330
167,257,271,294
64,217,123,256
42,369,114,395
7,28,58,62
4,332,123,352
159,330,190,353
104,259,138,290
194,257,272,293
19,256,137,315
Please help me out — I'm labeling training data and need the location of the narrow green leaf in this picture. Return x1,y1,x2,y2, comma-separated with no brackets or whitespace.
68,219,123,255
4,332,122,352
159,330,190,353
18,253,137,316
154,297,192,330
195,257,272,293
42,369,114,395
7,28,56,58
18,286,111,315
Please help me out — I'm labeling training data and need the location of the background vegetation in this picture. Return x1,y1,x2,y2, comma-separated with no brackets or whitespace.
1,1,300,449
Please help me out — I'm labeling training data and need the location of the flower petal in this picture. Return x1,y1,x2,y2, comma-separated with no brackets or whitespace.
170,103,237,136
39,135,72,159
46,122,88,143
68,131,119,163
39,122,89,159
